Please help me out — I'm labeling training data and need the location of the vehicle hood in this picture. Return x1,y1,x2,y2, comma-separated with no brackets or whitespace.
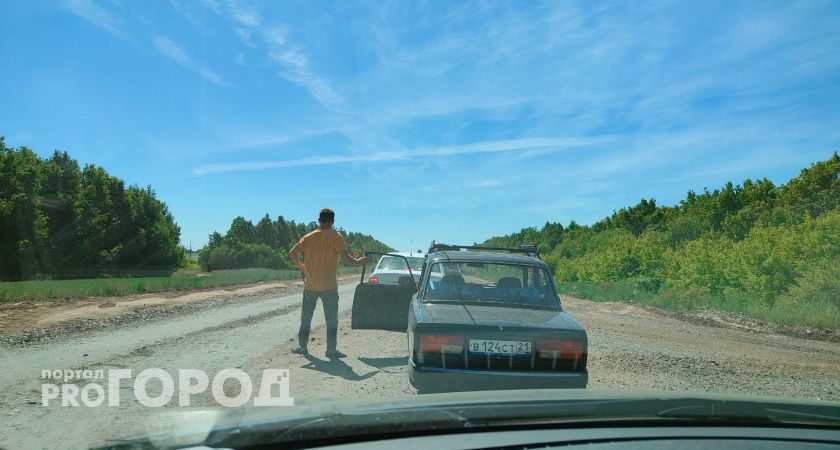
98,390,840,449
418,302,584,331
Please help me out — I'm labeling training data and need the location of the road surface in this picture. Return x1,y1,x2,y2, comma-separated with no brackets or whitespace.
1,282,838,449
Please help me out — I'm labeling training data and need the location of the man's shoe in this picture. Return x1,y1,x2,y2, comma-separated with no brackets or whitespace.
325,349,346,359
291,347,308,355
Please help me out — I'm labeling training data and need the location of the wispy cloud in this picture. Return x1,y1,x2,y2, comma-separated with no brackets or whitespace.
31,0,840,249
193,137,600,175
201,0,261,28
223,0,260,28
268,47,343,111
259,25,343,111
196,2,343,111
63,1,227,86
152,37,226,85
62,0,130,41
469,180,504,188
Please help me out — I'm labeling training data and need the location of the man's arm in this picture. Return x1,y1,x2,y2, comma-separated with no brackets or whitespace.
288,243,305,280
340,250,367,266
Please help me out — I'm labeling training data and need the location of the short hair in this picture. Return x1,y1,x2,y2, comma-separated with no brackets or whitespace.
319,208,335,223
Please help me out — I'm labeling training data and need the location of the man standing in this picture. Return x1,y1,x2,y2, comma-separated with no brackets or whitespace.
288,208,366,358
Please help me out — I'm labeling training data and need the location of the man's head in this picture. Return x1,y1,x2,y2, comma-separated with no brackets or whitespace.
318,208,335,228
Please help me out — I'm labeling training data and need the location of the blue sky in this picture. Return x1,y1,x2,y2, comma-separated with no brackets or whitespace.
1,1,839,251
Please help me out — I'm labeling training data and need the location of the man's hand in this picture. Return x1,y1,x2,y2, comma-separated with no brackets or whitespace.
341,250,366,266
352,250,367,266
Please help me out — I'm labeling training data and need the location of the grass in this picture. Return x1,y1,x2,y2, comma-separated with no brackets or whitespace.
0,266,363,303
557,280,840,331
558,279,657,303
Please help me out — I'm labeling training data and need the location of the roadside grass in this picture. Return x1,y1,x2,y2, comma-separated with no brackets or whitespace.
0,267,362,303
557,280,840,331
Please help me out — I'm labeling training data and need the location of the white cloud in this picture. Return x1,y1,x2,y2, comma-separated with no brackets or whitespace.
64,2,228,86
62,0,130,41
192,137,599,175
198,2,343,111
263,27,287,46
175,0,839,208
262,31,343,111
225,0,261,28
153,36,226,85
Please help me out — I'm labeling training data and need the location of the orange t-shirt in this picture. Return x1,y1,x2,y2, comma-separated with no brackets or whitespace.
296,228,346,291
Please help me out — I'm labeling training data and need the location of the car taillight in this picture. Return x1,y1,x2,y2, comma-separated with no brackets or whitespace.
537,339,583,360
419,335,464,353
369,276,379,284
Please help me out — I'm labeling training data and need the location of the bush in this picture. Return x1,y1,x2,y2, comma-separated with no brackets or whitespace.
199,243,290,271
500,154,840,329
779,261,840,310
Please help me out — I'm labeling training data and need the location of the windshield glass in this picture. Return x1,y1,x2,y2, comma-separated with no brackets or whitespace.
424,262,558,309
1,1,839,448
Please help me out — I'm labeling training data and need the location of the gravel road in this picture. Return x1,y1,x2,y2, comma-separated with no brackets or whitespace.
1,283,838,449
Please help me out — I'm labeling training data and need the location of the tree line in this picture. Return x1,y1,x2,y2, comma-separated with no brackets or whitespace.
198,214,393,271
1,137,397,280
0,138,183,281
484,153,840,326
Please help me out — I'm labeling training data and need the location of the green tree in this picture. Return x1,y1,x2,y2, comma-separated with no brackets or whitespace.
199,213,393,271
255,214,277,248
485,153,840,321
0,138,183,280
0,142,48,279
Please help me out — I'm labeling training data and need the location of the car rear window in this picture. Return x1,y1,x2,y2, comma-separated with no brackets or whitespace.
378,256,423,271
423,262,559,309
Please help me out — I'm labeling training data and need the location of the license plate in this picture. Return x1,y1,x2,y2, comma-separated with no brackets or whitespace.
468,339,532,355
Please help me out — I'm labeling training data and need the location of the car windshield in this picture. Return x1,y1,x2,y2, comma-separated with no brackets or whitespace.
2,1,839,449
378,256,424,271
424,261,559,309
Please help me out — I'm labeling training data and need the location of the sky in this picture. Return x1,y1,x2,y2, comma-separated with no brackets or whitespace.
1,0,839,251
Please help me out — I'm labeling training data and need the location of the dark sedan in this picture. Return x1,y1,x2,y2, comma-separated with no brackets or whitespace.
405,244,588,392
351,244,588,392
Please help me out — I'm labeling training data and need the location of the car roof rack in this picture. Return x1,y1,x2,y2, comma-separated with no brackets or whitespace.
428,241,540,258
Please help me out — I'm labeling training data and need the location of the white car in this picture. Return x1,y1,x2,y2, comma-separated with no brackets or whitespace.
369,252,430,286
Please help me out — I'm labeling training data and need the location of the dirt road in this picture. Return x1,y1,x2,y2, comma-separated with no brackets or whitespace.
1,283,838,449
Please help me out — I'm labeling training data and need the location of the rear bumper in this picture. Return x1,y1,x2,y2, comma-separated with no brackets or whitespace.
409,360,588,392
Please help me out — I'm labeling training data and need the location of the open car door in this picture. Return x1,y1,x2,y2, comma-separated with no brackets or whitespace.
351,252,417,331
